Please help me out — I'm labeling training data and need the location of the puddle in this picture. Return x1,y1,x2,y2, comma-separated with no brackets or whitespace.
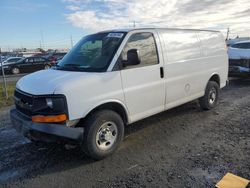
0,168,27,183
0,128,30,151
190,167,221,183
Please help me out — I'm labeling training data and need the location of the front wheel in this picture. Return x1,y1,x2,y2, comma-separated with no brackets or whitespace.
199,81,220,110
82,110,124,160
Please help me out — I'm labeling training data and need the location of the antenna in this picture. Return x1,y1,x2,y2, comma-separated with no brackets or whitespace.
40,30,44,49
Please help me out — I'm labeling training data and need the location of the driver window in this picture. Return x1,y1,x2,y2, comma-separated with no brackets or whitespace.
120,32,159,69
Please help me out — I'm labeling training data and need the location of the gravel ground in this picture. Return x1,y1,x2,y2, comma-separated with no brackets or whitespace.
0,78,250,188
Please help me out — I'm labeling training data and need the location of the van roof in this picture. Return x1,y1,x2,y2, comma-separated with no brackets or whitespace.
98,28,220,33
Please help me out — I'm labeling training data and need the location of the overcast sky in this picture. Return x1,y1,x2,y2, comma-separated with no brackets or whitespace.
1,0,250,50
65,0,250,34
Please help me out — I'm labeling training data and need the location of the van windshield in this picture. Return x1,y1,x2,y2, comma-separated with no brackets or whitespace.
56,32,125,72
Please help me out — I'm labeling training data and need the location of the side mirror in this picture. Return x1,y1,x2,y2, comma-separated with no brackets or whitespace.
123,49,141,67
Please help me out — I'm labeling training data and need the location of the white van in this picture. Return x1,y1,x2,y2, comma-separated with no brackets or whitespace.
10,28,228,159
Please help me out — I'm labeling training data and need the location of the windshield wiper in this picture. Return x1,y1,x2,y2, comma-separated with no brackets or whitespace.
64,64,81,67
59,64,82,71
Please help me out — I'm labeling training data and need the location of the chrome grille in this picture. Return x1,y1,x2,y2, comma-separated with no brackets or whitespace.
14,89,33,117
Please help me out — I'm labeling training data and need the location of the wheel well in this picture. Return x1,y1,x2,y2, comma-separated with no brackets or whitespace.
209,74,220,87
84,102,128,125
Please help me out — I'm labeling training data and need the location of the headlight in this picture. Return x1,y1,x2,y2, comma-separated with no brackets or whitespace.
31,95,68,123
32,95,68,116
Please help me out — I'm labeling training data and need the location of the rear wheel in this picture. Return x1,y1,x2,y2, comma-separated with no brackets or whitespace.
11,67,20,74
199,81,220,110
82,110,124,160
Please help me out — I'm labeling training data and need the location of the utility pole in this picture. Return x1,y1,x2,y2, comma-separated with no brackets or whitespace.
40,30,44,49
133,21,136,28
0,47,8,99
226,27,230,41
70,35,73,48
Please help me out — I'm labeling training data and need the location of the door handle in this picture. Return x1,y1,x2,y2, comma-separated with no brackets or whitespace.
160,67,164,78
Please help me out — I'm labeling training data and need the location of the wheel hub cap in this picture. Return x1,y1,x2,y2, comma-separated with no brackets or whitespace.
209,88,216,104
96,122,117,150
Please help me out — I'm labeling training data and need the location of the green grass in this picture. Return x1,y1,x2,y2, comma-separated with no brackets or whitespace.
0,81,16,108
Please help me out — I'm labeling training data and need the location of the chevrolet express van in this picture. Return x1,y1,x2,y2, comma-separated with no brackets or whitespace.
10,28,228,160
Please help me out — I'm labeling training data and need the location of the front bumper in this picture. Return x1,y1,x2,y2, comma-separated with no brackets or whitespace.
229,66,250,77
10,109,84,143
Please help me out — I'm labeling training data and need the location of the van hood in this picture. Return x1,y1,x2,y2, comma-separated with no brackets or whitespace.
16,69,94,95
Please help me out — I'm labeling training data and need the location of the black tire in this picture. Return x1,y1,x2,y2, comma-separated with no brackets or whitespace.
11,67,20,74
82,110,124,160
199,81,220,110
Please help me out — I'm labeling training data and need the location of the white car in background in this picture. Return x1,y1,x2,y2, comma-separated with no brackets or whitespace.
228,41,250,76
228,40,250,59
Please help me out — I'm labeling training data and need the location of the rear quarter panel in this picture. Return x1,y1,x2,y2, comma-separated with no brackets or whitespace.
198,31,228,88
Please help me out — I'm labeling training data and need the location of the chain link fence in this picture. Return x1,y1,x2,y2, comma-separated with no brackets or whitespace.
0,49,9,100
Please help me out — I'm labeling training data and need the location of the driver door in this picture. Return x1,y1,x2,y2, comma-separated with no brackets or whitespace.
19,57,33,73
119,32,165,122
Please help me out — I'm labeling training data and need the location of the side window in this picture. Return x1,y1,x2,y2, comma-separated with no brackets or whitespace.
231,43,250,49
246,43,250,49
241,42,250,49
34,57,45,62
9,59,16,62
120,32,158,69
232,43,242,48
231,44,238,48
25,58,33,63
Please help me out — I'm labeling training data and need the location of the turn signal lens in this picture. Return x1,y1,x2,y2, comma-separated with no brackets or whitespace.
32,114,67,123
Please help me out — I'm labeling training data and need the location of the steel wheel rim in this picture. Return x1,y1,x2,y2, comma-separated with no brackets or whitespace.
12,68,19,74
209,87,217,104
96,121,118,151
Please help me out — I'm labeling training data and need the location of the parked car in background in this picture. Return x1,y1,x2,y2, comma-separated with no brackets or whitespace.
43,52,67,64
3,56,52,74
228,41,250,76
0,56,8,61
1,57,23,66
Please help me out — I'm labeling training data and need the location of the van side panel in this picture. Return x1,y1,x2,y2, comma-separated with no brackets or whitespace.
158,30,205,109
158,29,228,110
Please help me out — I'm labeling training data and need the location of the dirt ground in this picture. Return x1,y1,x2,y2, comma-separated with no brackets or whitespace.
0,78,250,188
